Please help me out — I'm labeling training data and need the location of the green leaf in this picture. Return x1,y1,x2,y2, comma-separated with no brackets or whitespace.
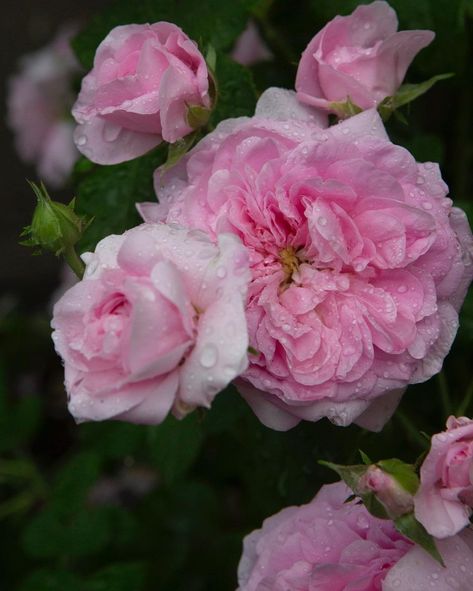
329,96,363,118
210,55,257,126
23,506,110,558
359,450,372,465
377,459,420,495
72,0,251,70
162,132,200,173
19,570,83,591
394,512,444,565
148,413,204,485
379,74,454,120
51,452,102,515
86,563,145,591
74,149,165,253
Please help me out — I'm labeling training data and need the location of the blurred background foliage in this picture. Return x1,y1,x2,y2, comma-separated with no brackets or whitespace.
2,0,473,589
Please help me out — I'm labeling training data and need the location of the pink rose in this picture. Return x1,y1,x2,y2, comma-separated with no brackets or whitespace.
51,223,250,424
232,21,272,67
295,1,434,112
142,89,473,432
238,481,413,590
414,416,473,539
238,482,473,591
7,26,80,188
72,22,211,165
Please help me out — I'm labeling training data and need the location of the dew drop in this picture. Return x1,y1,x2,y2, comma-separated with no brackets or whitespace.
76,135,87,146
216,266,227,279
200,344,218,368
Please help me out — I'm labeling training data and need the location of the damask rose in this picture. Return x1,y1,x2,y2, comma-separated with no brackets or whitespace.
7,27,80,187
238,482,473,591
415,416,473,539
296,1,434,112
72,22,211,165
142,88,473,432
359,465,414,519
51,223,250,424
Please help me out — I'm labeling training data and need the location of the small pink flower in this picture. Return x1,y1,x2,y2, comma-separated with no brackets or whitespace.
72,22,211,165
295,1,434,112
141,89,473,432
238,482,473,591
7,26,80,188
414,416,473,539
232,21,272,67
51,223,250,424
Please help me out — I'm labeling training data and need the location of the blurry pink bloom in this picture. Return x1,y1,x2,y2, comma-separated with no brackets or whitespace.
143,88,473,431
296,1,434,112
51,223,250,424
232,21,272,67
415,416,473,539
7,26,80,188
72,23,211,165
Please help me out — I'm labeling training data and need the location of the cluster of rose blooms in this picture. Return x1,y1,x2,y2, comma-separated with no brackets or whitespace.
9,1,473,588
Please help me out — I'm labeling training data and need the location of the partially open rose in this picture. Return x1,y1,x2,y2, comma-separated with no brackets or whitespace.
415,416,473,538
51,223,250,424
72,22,211,164
296,1,434,112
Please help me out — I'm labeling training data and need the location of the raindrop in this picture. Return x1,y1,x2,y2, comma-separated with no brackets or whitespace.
216,266,227,278
76,135,87,146
200,344,218,368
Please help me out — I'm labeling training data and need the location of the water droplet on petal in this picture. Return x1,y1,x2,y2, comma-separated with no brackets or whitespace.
200,344,218,368
216,266,227,278
76,135,87,146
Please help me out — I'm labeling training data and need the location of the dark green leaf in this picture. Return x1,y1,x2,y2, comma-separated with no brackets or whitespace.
148,413,203,485
22,507,110,558
19,570,83,591
86,563,145,591
210,55,257,125
75,149,165,253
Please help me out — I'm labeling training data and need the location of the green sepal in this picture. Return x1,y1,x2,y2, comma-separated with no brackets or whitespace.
329,96,363,119
377,459,420,495
378,73,454,121
394,512,445,566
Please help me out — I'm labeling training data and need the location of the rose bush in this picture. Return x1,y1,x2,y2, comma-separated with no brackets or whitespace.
295,1,434,112
51,223,250,424
238,482,473,591
72,22,211,164
415,416,473,539
7,26,80,187
141,88,473,431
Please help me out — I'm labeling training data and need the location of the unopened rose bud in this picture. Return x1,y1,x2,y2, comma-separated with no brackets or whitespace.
359,465,414,519
21,181,88,278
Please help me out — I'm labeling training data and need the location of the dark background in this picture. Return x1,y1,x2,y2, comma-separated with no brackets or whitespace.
0,0,107,306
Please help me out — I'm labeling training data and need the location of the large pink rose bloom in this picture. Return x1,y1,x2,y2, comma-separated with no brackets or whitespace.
238,482,473,591
51,223,250,424
415,416,473,539
7,27,80,188
143,89,473,432
72,22,211,165
296,1,434,112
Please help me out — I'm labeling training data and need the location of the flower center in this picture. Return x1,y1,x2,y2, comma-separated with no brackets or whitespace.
280,246,300,283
